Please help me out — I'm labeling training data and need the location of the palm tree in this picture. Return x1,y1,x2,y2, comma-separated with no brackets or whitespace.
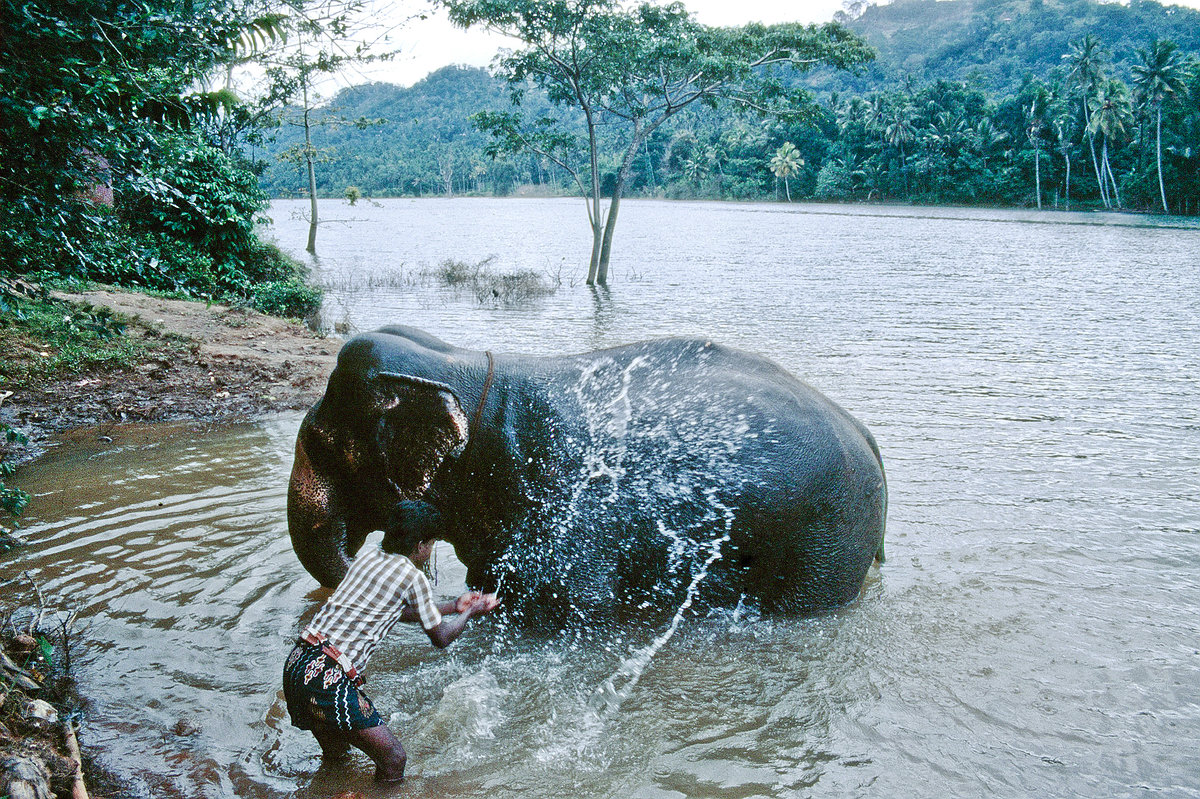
769,142,803,202
1049,93,1077,208
1132,39,1188,213
1065,35,1109,206
885,102,917,193
1026,87,1049,209
1089,78,1134,209
682,156,707,187
972,117,1008,171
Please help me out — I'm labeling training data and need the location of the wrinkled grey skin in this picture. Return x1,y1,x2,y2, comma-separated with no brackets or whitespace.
288,326,886,616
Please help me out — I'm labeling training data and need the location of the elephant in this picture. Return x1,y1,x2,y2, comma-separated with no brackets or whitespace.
288,325,886,619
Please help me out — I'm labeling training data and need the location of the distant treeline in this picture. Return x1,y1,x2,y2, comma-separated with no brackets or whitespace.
259,0,1200,213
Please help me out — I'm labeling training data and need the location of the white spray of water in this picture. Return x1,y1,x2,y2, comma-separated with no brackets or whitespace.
572,354,651,504
588,490,736,715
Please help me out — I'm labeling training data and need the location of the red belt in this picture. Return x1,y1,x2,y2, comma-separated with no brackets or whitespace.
299,631,364,686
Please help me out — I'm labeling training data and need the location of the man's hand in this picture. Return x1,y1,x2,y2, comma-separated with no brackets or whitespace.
455,592,499,614
455,592,482,614
471,593,500,613
428,592,501,649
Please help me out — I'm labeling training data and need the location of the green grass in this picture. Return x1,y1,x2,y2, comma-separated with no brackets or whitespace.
0,291,161,389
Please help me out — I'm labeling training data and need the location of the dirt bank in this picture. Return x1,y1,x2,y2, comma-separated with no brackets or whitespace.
2,288,341,459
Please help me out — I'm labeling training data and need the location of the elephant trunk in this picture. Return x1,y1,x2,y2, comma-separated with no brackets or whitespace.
287,436,354,587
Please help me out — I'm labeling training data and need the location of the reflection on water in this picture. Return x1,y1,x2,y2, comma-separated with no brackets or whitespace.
5,199,1200,797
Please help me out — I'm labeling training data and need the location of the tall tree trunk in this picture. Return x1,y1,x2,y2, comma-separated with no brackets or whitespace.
595,194,621,286
303,81,318,254
596,125,651,285
784,176,792,202
1156,105,1169,214
1033,142,1042,209
1064,150,1071,208
1090,132,1108,208
1082,96,1107,208
585,113,604,285
1103,140,1122,208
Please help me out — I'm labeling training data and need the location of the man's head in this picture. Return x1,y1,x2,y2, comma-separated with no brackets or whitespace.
382,500,443,565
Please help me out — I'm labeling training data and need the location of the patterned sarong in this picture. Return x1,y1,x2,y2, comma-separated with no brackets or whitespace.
282,642,383,731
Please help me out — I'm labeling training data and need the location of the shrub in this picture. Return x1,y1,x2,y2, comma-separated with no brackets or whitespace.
472,269,557,304
1,424,30,543
436,258,487,286
252,278,323,319
428,258,558,305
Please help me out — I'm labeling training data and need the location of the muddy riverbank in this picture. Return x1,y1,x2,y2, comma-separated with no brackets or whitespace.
2,288,339,462
1,288,339,798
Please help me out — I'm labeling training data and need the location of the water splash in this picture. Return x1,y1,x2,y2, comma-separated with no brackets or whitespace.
489,344,755,678
589,491,736,715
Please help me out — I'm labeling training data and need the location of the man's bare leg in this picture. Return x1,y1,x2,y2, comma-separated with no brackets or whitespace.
311,726,351,761
345,723,407,782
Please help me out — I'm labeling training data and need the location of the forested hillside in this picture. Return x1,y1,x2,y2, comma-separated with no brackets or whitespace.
259,66,555,198
837,0,1200,94
256,0,1200,214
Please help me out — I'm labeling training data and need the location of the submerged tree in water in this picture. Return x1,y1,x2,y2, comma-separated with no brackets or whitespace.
442,0,874,285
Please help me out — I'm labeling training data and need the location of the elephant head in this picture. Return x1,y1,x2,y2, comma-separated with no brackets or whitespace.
287,348,470,587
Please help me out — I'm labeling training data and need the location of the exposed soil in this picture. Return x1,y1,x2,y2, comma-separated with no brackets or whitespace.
2,288,341,459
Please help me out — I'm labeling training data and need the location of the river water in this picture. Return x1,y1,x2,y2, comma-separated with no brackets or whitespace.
7,198,1200,798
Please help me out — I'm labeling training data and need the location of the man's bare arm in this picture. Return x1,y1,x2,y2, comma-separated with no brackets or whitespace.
397,592,489,624
425,594,499,649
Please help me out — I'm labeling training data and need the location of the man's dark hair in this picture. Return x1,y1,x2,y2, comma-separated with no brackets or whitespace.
382,500,443,556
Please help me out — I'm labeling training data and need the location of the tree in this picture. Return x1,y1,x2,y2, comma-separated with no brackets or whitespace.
258,2,397,253
884,98,917,194
0,0,286,279
1025,85,1049,209
1065,34,1110,206
443,0,873,284
1090,78,1133,208
1132,39,1188,213
769,142,803,201
1048,88,1077,208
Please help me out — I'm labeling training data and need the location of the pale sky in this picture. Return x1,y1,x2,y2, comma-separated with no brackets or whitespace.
338,0,854,89
326,0,1200,92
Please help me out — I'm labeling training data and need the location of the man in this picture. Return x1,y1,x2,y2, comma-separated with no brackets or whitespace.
283,500,498,782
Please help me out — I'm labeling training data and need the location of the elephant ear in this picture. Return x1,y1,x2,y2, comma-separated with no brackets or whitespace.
372,372,470,497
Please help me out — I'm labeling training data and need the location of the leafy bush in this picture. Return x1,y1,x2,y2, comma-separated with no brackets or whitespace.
472,269,558,304
435,257,488,286
0,0,319,311
119,132,271,291
252,278,324,319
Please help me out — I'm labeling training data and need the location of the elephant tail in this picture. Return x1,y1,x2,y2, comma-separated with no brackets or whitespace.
874,447,887,564
861,422,887,565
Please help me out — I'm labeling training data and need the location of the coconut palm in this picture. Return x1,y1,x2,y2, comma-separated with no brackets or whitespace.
885,102,917,193
1026,90,1047,209
769,142,803,202
1089,78,1134,208
682,156,707,186
1049,92,1078,208
972,117,1008,171
1065,35,1109,206
1132,39,1188,213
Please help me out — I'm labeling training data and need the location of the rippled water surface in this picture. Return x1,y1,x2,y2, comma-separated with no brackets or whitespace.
8,199,1200,798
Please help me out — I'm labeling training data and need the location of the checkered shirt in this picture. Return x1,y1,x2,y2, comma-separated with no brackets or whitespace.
303,545,443,675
